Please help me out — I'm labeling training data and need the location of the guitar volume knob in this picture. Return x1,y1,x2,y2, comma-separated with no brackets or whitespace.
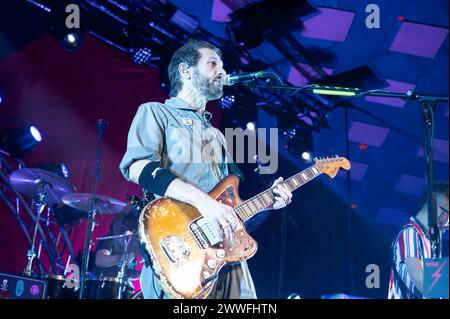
207,259,217,269
216,249,225,258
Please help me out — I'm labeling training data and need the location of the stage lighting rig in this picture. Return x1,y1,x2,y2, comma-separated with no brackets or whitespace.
32,162,70,178
227,0,317,49
0,125,42,158
50,0,87,51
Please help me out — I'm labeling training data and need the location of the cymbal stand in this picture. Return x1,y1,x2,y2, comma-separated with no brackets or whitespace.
116,234,134,299
24,185,48,276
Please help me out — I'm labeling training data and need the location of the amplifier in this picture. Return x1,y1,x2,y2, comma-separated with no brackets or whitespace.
0,273,47,299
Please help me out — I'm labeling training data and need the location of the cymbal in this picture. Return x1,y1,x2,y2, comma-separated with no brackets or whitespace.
9,168,76,205
62,193,127,214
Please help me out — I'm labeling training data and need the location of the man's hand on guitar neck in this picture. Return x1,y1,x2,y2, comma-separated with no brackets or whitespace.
267,177,293,210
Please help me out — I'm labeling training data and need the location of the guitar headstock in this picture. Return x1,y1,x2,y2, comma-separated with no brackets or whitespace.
314,155,351,178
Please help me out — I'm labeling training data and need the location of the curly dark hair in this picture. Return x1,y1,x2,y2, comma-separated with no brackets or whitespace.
418,180,449,210
167,39,221,97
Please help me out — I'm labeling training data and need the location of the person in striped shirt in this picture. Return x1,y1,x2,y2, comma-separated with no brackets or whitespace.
388,180,449,299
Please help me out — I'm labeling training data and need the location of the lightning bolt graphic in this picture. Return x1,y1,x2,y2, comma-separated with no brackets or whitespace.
427,260,447,293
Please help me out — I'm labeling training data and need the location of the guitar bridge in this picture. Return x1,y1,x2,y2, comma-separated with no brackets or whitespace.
160,236,191,265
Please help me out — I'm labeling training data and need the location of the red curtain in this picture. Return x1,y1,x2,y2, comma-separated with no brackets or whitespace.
0,32,221,280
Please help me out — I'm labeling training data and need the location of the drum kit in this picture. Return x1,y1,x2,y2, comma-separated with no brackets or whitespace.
8,167,144,299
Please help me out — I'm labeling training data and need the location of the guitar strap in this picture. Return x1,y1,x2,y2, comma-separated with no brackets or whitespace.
220,138,244,181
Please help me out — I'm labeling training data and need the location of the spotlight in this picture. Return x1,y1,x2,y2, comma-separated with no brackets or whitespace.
246,121,256,131
280,119,313,160
65,33,77,45
130,47,154,65
33,162,70,178
50,1,86,52
219,90,258,130
301,151,313,163
61,163,70,178
218,95,235,110
0,125,42,157
30,126,42,142
52,25,85,52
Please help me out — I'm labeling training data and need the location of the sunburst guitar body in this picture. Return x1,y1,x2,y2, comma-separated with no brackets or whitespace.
138,156,350,298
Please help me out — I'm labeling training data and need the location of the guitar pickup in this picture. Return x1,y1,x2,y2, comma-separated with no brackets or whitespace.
190,218,221,248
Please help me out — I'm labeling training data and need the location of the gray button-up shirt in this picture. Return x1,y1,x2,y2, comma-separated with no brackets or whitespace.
120,97,256,299
119,97,231,193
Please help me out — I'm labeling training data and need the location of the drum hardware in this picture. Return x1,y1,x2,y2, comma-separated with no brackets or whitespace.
131,290,143,299
44,274,77,299
62,193,127,215
23,191,47,277
61,192,129,298
126,190,155,211
116,230,136,299
9,168,76,205
9,167,77,277
76,118,111,300
95,230,138,298
84,276,134,299
96,231,137,241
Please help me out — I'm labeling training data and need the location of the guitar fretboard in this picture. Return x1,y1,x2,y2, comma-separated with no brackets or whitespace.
234,165,322,222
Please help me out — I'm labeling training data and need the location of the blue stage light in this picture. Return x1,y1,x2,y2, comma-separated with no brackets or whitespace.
61,163,70,178
131,48,154,65
218,95,235,110
246,121,256,131
301,151,313,163
30,126,42,142
0,125,42,157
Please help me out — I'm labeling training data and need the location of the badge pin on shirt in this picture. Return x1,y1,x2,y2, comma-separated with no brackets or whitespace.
182,117,193,126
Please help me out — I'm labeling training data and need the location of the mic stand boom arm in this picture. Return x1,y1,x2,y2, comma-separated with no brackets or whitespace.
253,82,448,259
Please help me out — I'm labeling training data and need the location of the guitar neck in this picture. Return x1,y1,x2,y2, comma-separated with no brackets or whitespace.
234,164,322,222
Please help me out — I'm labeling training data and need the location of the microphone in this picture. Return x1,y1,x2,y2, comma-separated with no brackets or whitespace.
96,119,109,135
223,71,268,86
96,119,109,129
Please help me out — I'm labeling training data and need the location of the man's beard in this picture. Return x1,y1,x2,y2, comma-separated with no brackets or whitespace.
192,68,223,101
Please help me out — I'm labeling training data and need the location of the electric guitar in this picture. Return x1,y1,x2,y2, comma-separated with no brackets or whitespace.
138,156,351,298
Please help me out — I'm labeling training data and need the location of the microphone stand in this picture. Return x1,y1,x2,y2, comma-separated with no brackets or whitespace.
78,119,109,299
350,90,446,259
251,81,448,260
253,156,298,298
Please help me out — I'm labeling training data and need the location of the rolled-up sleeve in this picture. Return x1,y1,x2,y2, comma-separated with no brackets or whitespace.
119,103,166,181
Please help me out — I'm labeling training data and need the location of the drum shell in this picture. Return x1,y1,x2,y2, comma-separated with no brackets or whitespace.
45,274,77,299
85,277,133,299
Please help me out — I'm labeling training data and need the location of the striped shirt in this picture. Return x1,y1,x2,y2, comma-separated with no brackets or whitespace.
388,217,431,299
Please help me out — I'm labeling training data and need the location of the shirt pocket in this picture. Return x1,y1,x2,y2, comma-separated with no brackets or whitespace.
165,117,196,165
